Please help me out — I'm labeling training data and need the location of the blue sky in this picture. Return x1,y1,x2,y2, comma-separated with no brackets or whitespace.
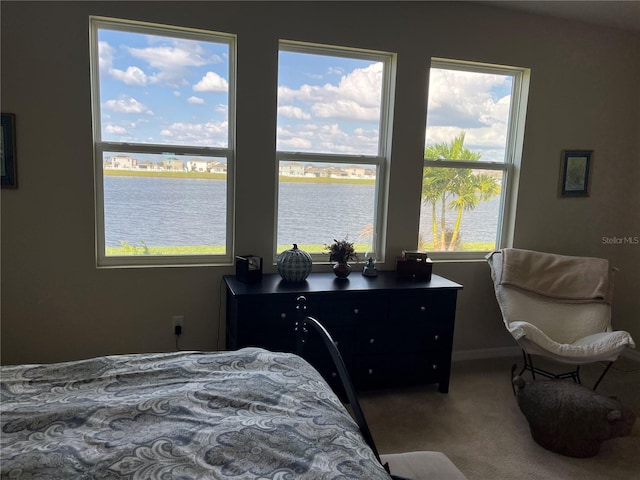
98,27,514,163
98,29,230,148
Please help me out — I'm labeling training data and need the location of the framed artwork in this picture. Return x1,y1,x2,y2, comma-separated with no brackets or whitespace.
559,150,592,197
1,113,17,188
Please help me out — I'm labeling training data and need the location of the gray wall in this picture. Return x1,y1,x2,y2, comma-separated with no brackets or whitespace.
2,1,639,365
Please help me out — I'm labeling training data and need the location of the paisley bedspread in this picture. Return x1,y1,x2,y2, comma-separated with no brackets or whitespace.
1,348,391,479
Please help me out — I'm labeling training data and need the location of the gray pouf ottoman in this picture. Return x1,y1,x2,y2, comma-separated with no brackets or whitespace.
513,375,636,457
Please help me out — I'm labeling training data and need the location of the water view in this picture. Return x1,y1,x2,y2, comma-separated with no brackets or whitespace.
104,176,499,251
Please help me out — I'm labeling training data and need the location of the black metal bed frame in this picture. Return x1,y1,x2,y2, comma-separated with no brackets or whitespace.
294,295,411,480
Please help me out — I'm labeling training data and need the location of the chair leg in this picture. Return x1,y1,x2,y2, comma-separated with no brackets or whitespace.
592,362,613,391
520,350,582,383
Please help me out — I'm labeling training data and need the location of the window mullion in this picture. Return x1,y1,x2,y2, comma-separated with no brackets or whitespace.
423,159,508,171
279,151,383,165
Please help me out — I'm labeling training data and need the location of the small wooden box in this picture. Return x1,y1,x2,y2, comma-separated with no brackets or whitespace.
396,258,433,281
236,255,263,284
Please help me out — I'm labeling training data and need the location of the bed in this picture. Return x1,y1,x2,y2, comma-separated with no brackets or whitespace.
0,347,393,479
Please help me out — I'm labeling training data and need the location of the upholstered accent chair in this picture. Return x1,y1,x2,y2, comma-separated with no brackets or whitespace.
487,248,635,390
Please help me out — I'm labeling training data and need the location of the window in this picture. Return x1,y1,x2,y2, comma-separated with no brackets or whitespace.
276,41,395,260
90,17,235,267
419,59,529,259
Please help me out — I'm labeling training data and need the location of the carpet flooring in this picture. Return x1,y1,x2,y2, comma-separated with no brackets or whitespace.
360,355,640,480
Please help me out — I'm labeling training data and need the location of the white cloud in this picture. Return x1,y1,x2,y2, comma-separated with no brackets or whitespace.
105,124,127,134
98,41,115,71
159,120,228,147
193,71,228,92
126,40,222,88
278,136,313,150
109,66,151,86
277,63,383,120
335,63,383,107
312,100,379,121
129,45,208,70
103,96,153,115
277,122,378,155
427,69,510,128
278,106,311,120
425,69,513,162
275,62,383,153
188,96,205,104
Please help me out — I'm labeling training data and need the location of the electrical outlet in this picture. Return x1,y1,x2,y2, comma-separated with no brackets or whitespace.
172,315,184,335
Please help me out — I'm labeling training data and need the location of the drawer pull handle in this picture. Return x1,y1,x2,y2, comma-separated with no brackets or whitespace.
420,306,426,312
434,334,439,341
280,313,287,319
353,308,360,314
432,364,438,370
369,338,375,344
368,369,374,375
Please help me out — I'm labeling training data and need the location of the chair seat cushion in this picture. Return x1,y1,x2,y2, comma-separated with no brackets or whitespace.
380,451,468,479
510,321,635,363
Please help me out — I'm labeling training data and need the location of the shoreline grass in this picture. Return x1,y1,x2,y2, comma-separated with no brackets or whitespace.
104,169,375,185
106,242,494,256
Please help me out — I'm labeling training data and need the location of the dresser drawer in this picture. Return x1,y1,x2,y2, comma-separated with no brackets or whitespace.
235,302,300,327
355,325,450,354
320,294,386,325
302,326,355,368
229,296,320,351
354,354,440,388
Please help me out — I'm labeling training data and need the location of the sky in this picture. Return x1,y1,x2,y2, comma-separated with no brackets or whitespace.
98,27,514,164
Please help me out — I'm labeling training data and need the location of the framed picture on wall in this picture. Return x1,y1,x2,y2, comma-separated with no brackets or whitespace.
1,113,17,188
559,150,592,197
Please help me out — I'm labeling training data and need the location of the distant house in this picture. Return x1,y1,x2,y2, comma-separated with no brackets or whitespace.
137,160,153,170
280,162,305,176
187,159,209,172
208,161,227,174
164,158,184,171
344,165,366,177
304,166,326,177
111,155,137,169
326,166,347,178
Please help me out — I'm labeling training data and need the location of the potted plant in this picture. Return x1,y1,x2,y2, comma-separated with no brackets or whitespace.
326,238,358,278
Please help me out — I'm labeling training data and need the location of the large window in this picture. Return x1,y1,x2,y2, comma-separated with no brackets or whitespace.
276,41,395,260
419,59,529,259
90,17,235,267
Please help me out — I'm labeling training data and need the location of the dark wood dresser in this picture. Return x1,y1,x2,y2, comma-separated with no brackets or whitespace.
224,271,462,393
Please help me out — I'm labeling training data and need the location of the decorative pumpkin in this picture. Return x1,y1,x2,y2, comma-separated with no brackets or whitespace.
277,244,312,282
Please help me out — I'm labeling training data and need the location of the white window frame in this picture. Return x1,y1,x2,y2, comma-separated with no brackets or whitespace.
275,40,396,263
422,58,530,261
89,17,236,268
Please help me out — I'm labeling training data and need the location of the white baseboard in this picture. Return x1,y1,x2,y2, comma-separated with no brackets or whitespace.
452,346,520,362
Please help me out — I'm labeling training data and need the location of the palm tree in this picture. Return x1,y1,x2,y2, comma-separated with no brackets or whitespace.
421,132,499,251
446,172,500,250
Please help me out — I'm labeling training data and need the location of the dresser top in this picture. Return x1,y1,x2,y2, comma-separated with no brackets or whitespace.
224,271,462,297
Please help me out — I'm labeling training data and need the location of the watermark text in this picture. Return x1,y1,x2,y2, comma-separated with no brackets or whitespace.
602,235,639,245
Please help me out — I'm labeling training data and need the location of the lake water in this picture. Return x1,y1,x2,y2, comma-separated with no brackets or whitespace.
104,176,499,248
